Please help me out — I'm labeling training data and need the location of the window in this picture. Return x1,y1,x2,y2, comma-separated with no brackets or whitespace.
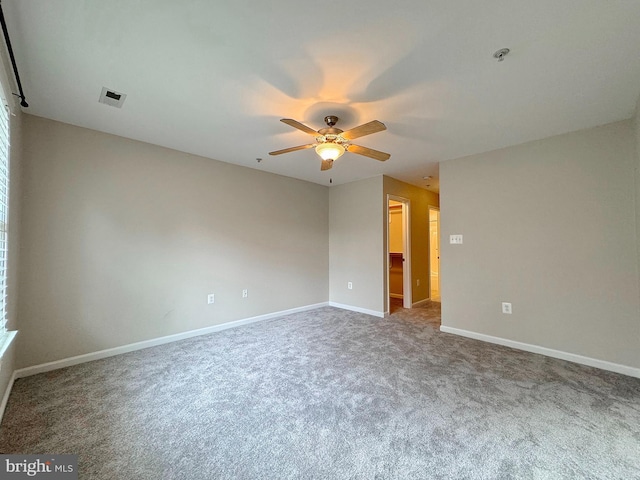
0,101,9,338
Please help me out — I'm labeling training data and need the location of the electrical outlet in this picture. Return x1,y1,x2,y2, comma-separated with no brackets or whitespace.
207,294,215,304
502,302,512,314
242,289,248,298
417,279,420,286
347,282,353,290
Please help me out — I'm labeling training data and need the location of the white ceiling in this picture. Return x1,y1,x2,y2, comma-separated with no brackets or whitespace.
5,0,640,192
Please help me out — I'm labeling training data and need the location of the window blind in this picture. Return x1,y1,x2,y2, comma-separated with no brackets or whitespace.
0,103,9,335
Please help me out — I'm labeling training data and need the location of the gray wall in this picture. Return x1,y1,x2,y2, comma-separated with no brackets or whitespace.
10,101,640,380
329,176,384,314
17,115,329,367
440,120,640,369
635,98,640,323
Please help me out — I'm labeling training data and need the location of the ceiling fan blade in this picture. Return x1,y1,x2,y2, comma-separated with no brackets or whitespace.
269,144,315,155
348,144,390,161
280,118,319,136
320,159,334,171
341,120,386,140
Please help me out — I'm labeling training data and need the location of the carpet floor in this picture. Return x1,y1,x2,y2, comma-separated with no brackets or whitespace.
0,304,638,479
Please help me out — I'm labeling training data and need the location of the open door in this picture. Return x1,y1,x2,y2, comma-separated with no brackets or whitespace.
387,195,412,311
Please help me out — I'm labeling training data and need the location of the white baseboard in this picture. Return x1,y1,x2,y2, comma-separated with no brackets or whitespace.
329,302,385,318
412,298,431,308
440,325,640,379
389,293,403,299
0,370,16,424
14,302,329,380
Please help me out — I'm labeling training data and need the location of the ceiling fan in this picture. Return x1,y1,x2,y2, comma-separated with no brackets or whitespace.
269,116,390,171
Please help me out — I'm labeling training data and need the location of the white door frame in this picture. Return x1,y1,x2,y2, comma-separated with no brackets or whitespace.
387,195,412,309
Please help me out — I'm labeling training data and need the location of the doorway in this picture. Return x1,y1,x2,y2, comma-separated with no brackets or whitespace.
387,195,411,312
429,207,440,301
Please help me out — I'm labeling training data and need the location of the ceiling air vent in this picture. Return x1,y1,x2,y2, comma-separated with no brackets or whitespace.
98,87,127,108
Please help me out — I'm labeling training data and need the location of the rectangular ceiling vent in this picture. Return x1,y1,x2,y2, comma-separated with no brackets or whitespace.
98,87,126,108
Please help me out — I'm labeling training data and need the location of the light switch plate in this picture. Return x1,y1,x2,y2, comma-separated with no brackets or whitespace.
450,234,463,244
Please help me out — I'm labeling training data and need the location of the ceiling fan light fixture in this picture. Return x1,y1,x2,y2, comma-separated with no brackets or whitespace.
315,142,345,161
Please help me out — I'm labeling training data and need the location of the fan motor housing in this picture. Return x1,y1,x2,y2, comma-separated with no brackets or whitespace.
318,127,343,135
319,116,343,135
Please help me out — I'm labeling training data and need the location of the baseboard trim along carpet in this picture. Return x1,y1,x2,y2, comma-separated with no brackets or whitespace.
328,302,385,318
14,302,330,380
412,298,431,308
440,325,640,379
